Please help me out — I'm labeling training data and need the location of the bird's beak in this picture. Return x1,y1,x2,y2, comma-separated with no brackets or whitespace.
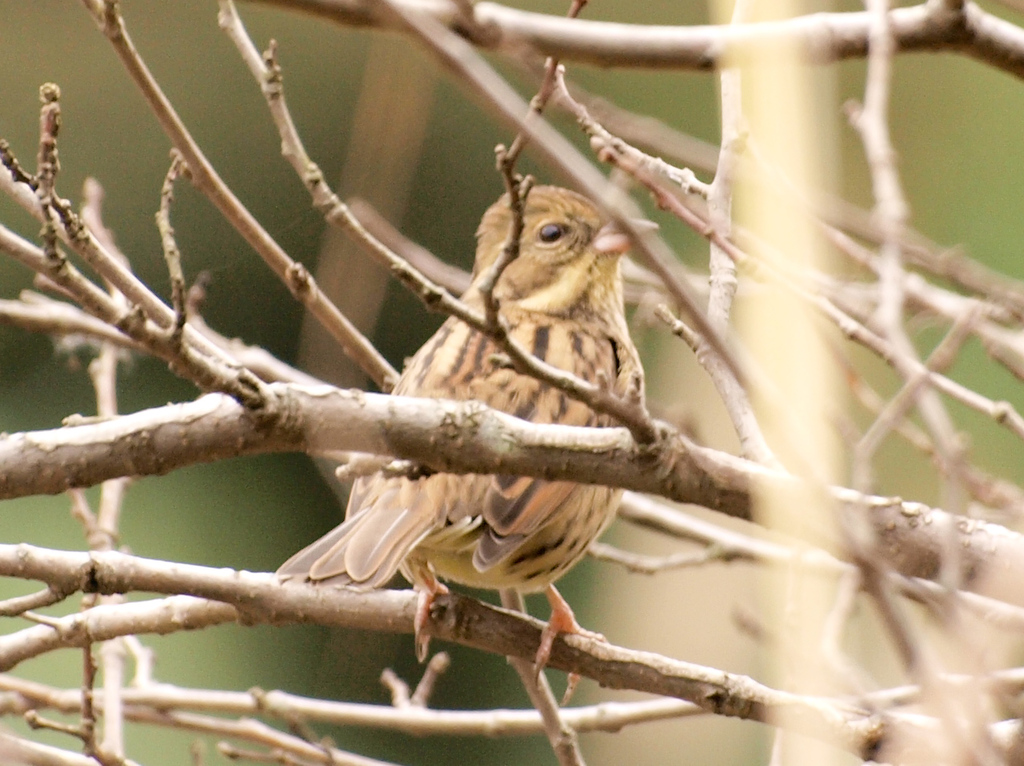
593,218,659,255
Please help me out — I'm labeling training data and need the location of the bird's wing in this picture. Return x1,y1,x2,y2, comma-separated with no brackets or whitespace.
472,478,578,571
472,393,601,571
468,320,622,572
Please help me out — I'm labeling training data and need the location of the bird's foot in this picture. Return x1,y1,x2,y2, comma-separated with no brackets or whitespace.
535,585,605,693
413,575,449,663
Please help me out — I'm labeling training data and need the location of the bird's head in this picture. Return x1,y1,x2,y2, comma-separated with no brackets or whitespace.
470,185,633,318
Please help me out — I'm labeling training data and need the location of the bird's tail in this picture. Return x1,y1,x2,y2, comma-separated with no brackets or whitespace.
276,495,436,589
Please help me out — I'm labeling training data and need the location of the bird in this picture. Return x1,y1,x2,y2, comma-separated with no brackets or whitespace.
278,185,645,670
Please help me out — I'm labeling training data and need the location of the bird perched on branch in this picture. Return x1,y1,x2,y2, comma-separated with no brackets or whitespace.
278,185,645,670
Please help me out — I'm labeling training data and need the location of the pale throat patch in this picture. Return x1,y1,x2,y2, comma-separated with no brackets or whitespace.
515,256,597,313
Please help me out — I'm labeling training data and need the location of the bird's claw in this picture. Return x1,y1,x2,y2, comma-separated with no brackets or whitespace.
533,585,606,678
414,578,449,663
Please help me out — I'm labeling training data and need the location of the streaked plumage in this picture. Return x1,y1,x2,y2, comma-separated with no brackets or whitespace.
279,186,644,664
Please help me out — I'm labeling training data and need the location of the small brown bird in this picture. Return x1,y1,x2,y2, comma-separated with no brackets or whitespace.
279,185,645,668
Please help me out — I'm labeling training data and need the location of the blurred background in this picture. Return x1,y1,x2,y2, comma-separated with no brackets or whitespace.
2,0,1024,763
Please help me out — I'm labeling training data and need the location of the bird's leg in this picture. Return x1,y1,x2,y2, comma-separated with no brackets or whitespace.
411,566,448,663
536,585,605,682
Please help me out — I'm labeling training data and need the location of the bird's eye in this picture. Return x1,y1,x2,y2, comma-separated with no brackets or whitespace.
538,223,567,243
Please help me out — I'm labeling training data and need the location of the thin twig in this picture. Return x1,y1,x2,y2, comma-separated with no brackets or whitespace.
501,0,588,168
852,307,979,491
373,0,744,387
140,707,399,766
499,590,586,766
0,674,701,737
847,0,968,521
0,139,268,407
0,587,68,617
588,541,738,574
694,0,775,467
409,652,451,708
347,198,471,295
156,150,189,347
379,669,411,708
217,0,658,440
84,0,397,391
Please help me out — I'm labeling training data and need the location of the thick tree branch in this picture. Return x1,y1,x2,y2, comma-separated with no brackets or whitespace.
2,387,1024,606
0,544,937,760
0,384,740,511
248,1,1024,81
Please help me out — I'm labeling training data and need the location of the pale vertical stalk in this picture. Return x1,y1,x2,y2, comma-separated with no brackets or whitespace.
90,343,130,760
725,0,843,762
82,179,132,758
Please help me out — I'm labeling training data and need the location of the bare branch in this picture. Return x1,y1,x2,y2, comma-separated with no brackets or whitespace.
0,544,917,759
80,0,398,391
499,590,585,766
374,0,743,386
240,1,1024,82
0,675,699,738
